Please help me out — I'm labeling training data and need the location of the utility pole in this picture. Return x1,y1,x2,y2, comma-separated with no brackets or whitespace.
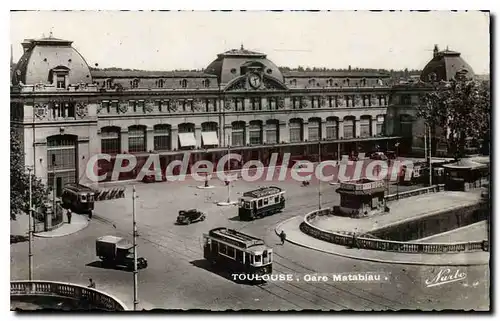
27,166,34,281
428,126,433,186
318,141,322,210
395,142,400,199
51,154,56,214
424,125,428,162
132,186,138,311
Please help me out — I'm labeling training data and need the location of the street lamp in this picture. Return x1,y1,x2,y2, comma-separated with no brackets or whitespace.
51,154,56,212
27,166,34,282
217,135,237,206
132,186,139,311
318,140,322,210
395,142,400,199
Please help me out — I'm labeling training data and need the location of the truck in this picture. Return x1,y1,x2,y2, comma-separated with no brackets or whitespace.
96,235,148,270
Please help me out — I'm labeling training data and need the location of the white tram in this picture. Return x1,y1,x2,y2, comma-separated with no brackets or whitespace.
203,227,273,281
238,186,285,221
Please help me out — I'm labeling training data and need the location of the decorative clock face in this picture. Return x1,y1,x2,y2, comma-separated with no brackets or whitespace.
249,73,261,89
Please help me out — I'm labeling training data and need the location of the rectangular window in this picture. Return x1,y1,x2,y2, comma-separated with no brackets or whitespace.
326,123,338,140
308,122,320,141
128,128,146,153
344,122,354,139
231,131,244,147
129,101,137,112
111,101,118,113
360,119,371,137
263,198,269,205
219,244,227,255
102,101,110,113
376,123,383,135
137,101,145,112
249,128,262,145
56,75,66,89
289,123,302,143
227,247,235,258
258,199,263,207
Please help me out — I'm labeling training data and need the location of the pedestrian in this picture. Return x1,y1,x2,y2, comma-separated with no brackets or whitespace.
88,210,93,220
88,278,96,289
279,231,286,245
66,208,72,224
352,233,359,249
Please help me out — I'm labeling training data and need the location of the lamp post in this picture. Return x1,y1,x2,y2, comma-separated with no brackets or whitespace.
51,154,56,212
395,142,400,199
217,135,237,206
318,140,322,210
27,166,34,282
132,186,138,311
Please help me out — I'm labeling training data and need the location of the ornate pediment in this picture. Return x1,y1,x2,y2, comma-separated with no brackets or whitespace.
224,74,288,92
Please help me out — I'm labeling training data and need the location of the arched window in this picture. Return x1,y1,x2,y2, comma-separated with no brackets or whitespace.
47,135,77,196
376,115,385,136
327,79,333,87
128,125,146,153
289,118,303,143
231,121,246,146
343,116,355,139
308,118,322,141
101,127,121,154
249,120,263,145
266,120,279,144
326,117,338,140
153,124,171,151
360,116,372,137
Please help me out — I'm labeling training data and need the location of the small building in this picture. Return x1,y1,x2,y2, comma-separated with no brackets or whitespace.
335,178,387,218
442,158,489,191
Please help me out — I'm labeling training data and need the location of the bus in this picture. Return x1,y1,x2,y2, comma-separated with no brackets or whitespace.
203,227,273,282
61,183,95,214
238,186,285,221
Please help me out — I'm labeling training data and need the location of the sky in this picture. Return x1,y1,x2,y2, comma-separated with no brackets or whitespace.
10,11,490,74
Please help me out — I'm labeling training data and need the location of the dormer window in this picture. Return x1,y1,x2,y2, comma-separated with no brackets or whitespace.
131,79,139,89
181,79,187,88
49,66,70,89
203,79,210,88
308,79,316,86
327,79,333,87
157,79,164,88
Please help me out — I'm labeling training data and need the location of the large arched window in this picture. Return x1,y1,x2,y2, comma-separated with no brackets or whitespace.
231,121,246,146
201,122,219,147
249,120,263,145
128,125,147,153
266,120,279,144
343,116,355,139
400,114,413,137
289,118,303,143
326,117,338,140
47,135,77,196
360,116,372,137
308,118,322,141
101,126,121,154
153,124,171,151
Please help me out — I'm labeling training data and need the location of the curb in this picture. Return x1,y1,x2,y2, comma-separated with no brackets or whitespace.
275,217,489,267
34,216,90,238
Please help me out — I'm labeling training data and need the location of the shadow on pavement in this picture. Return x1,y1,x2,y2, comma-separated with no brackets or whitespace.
86,260,132,272
10,235,29,244
189,259,260,286
228,216,241,221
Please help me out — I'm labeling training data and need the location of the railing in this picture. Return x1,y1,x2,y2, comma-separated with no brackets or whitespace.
11,281,127,311
301,208,488,254
384,184,445,202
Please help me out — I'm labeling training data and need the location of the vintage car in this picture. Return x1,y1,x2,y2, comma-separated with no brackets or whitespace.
142,173,167,183
96,236,148,270
176,209,206,225
369,152,388,161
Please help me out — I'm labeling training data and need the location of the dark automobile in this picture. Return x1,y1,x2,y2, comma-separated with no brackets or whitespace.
369,152,388,161
176,209,206,225
142,173,167,183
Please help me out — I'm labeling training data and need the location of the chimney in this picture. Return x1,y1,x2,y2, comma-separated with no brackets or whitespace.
433,44,439,57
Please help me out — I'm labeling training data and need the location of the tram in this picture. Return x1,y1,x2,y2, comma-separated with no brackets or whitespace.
238,186,285,221
61,183,95,213
203,227,273,282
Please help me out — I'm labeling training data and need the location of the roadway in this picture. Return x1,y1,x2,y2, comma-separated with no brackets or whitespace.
10,176,490,310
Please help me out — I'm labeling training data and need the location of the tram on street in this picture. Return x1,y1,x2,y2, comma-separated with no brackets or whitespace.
61,183,95,213
238,186,285,221
203,227,273,282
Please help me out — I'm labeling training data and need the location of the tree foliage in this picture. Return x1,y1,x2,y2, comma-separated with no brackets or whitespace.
418,75,491,160
10,127,49,220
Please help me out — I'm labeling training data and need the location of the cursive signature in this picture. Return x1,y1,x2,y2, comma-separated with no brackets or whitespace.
425,268,467,288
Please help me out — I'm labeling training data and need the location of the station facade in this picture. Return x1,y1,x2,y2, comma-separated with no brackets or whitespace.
10,37,475,192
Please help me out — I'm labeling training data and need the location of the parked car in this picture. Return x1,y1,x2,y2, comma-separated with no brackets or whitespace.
142,173,167,183
176,209,206,225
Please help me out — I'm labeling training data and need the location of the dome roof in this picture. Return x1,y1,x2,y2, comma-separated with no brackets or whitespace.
11,36,92,86
205,45,284,86
420,46,475,83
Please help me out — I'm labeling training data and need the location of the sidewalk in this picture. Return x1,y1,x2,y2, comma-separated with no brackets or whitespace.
11,213,90,238
276,216,489,266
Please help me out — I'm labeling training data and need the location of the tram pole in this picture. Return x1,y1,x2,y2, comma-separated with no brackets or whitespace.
227,135,231,204
27,166,34,282
428,126,433,186
132,186,138,311
318,140,322,210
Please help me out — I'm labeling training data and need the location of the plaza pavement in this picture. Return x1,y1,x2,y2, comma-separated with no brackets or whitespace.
11,177,490,310
11,212,89,238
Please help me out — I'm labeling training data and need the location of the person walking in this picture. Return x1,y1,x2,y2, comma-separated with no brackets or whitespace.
88,210,93,220
88,278,96,288
279,231,287,245
66,208,72,224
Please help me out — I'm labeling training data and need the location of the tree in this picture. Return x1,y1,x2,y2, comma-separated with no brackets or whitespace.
10,127,49,220
418,74,491,160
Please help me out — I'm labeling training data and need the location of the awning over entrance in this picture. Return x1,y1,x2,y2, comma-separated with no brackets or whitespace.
201,132,219,146
178,132,196,147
